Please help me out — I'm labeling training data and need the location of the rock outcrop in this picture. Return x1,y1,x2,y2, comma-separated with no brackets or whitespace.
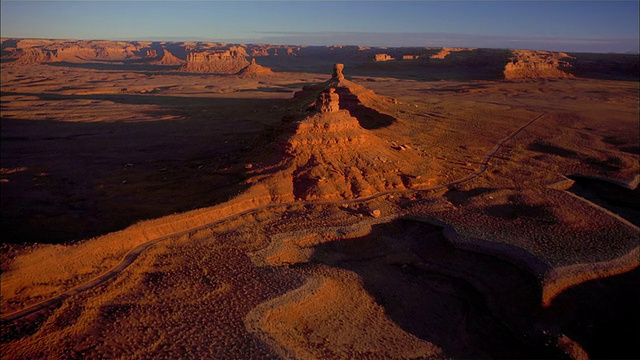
504,50,574,79
179,47,249,73
374,53,393,62
145,49,158,58
12,47,58,65
332,63,345,80
315,88,340,113
430,47,474,60
151,49,185,65
236,58,274,78
252,64,438,202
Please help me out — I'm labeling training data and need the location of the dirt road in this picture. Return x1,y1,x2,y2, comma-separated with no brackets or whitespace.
1,112,547,324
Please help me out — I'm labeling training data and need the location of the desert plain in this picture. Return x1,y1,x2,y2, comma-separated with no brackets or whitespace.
1,39,639,359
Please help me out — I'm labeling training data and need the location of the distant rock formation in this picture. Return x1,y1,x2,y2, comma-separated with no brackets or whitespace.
6,39,145,64
179,47,249,73
151,49,185,65
332,63,345,80
145,49,158,58
430,48,474,60
374,53,393,62
504,50,575,79
236,58,274,78
12,47,57,65
402,55,419,60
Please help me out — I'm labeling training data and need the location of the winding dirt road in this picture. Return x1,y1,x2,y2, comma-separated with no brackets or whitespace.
1,111,547,324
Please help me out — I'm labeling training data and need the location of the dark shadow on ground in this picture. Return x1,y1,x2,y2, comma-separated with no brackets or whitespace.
567,175,640,226
334,87,396,129
307,217,638,358
46,61,181,72
0,94,288,245
308,218,564,359
545,268,640,359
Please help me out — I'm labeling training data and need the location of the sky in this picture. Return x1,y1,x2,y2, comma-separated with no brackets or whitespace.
1,1,639,53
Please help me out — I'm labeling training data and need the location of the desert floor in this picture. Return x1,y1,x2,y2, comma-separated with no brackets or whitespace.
1,62,639,359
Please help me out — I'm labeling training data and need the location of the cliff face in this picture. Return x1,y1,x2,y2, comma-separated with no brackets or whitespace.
179,47,249,73
430,48,474,60
5,39,144,64
11,47,58,65
504,50,574,80
151,49,185,65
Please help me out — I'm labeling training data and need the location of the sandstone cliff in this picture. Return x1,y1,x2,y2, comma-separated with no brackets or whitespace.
504,50,574,79
374,53,393,62
430,47,474,60
179,47,249,73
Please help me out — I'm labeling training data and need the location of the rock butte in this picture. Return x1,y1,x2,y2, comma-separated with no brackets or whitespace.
236,58,275,78
250,64,438,201
504,50,574,80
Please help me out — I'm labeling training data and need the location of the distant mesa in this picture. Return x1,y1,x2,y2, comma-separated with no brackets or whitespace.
236,58,275,78
179,46,249,73
504,50,575,80
374,53,394,62
4,38,634,81
430,47,474,60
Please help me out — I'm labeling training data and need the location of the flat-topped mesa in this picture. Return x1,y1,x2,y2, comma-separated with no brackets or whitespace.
316,88,340,113
179,48,249,73
504,50,574,80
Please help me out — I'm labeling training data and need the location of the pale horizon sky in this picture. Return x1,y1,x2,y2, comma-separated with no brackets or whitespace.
1,1,639,53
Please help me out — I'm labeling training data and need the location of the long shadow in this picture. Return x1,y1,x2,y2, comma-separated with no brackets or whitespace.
46,61,181,72
567,175,640,226
1,94,288,245
308,218,564,358
334,87,396,129
306,217,637,358
545,268,640,359
1,90,287,109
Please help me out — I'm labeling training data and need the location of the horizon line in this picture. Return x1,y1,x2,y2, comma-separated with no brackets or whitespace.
2,35,639,55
